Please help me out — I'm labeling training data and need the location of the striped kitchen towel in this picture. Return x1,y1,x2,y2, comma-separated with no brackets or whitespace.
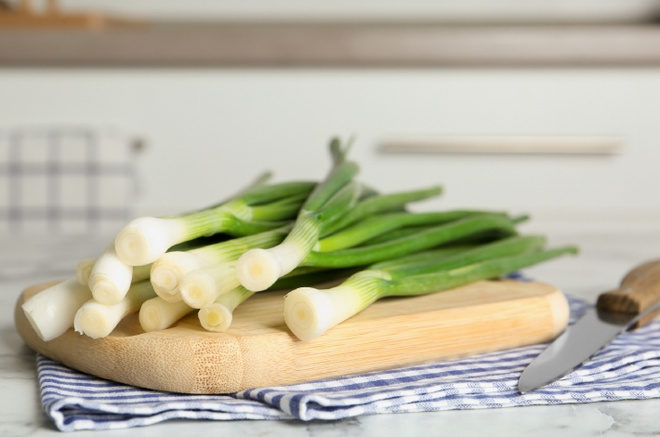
37,297,660,432
0,126,138,236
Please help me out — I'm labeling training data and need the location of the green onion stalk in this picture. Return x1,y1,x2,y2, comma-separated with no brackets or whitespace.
73,279,157,339
198,286,255,332
79,254,152,305
302,213,522,269
84,235,229,305
150,226,290,302
284,237,578,340
86,243,134,305
319,184,444,237
22,278,93,342
113,179,317,267
180,257,357,310
315,210,507,253
179,262,240,308
139,296,196,333
368,235,546,276
178,236,353,311
75,258,96,287
196,266,358,332
357,222,511,247
236,139,362,291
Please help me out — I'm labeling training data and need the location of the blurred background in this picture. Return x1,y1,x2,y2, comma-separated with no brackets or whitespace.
1,0,660,242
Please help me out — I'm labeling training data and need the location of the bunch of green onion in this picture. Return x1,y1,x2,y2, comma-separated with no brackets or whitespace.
284,236,577,340
21,137,578,343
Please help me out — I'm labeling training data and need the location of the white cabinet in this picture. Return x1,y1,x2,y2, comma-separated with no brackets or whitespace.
1,67,659,218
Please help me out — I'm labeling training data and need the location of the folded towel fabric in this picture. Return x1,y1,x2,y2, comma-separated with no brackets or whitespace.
0,126,137,236
37,297,660,431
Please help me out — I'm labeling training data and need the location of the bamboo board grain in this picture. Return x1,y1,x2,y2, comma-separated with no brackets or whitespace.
15,279,569,394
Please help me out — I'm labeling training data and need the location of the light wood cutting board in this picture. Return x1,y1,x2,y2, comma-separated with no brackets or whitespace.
15,279,569,394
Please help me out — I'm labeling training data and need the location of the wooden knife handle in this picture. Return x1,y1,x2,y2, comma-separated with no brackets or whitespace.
596,259,660,328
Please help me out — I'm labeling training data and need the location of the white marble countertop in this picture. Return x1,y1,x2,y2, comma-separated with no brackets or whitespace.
2,212,660,436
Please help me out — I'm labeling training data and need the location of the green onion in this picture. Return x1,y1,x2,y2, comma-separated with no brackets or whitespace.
236,140,361,291
182,262,356,311
73,280,156,339
302,214,520,268
87,235,229,304
284,244,578,340
376,235,547,277
78,256,151,292
315,210,505,252
114,180,316,266
319,185,443,237
21,137,582,343
198,286,255,332
87,243,134,305
179,263,239,308
187,265,357,327
354,225,443,246
82,254,153,306
386,246,577,295
21,278,93,342
139,297,195,333
75,258,96,287
150,227,289,302
180,265,341,311
363,245,478,271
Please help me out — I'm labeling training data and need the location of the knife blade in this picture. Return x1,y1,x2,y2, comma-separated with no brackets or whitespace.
518,259,660,394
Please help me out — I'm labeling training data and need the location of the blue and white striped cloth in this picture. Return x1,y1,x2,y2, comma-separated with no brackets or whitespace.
37,297,660,432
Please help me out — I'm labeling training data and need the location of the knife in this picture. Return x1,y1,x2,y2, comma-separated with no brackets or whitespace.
518,259,660,393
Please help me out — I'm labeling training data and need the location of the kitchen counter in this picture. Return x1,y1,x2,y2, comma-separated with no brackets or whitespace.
2,212,660,436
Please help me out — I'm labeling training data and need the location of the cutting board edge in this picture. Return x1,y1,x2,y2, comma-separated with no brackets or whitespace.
270,282,570,386
14,279,569,394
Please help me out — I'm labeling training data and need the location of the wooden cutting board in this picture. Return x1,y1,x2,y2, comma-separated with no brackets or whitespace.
15,279,569,394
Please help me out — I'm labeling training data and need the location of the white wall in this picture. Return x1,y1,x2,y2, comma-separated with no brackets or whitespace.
1,67,659,219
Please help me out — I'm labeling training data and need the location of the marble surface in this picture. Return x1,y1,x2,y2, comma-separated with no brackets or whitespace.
2,212,660,436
